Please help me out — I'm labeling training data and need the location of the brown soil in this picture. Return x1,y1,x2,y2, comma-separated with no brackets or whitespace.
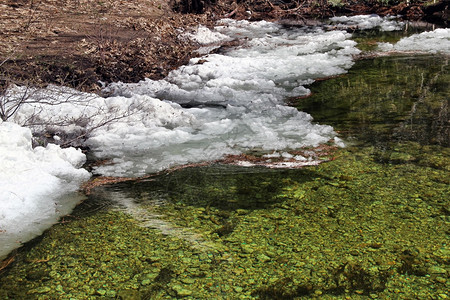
0,0,211,90
0,0,446,91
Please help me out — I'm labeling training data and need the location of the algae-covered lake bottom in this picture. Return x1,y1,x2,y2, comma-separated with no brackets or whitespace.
0,55,449,298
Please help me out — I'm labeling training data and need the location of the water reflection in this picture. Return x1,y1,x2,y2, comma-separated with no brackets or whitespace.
295,55,449,147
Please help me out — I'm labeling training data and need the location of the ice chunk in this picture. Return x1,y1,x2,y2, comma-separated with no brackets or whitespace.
334,137,346,148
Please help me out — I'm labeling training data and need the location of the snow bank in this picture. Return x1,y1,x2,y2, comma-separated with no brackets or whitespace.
0,122,90,260
96,20,360,176
6,20,361,177
328,15,404,31
7,20,361,177
378,28,450,54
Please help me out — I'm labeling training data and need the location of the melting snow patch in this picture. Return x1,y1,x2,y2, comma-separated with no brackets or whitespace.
328,15,404,31
8,20,360,178
184,25,231,45
378,28,450,54
1,19,365,258
98,20,360,176
0,122,90,260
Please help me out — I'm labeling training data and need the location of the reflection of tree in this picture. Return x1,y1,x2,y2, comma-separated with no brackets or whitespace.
299,56,449,148
394,57,449,146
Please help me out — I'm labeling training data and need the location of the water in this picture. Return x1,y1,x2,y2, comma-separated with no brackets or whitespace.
295,55,449,147
1,22,449,299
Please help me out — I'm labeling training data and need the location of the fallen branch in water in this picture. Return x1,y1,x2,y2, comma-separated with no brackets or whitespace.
0,255,15,274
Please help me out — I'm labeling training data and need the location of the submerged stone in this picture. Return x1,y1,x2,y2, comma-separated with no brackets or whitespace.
172,284,192,296
117,289,141,300
28,286,51,294
428,266,447,275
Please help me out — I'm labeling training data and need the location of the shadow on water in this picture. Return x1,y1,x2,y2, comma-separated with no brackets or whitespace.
295,55,449,148
88,165,319,211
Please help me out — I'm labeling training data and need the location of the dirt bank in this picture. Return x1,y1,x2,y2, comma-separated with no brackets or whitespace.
0,0,447,92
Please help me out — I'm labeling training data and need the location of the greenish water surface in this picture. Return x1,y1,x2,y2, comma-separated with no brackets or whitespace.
296,55,449,147
0,51,449,299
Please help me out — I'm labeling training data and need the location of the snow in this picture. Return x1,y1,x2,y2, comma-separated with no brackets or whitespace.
96,20,360,176
5,20,362,178
183,25,231,45
328,15,404,31
0,122,90,260
378,28,450,54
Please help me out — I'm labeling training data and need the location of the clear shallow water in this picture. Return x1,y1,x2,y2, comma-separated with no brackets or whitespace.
295,55,449,147
1,23,449,299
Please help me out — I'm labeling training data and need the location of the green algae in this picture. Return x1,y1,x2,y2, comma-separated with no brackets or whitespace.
0,142,448,299
1,51,449,300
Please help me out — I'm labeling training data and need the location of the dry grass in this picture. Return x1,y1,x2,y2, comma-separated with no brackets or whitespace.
0,0,210,89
